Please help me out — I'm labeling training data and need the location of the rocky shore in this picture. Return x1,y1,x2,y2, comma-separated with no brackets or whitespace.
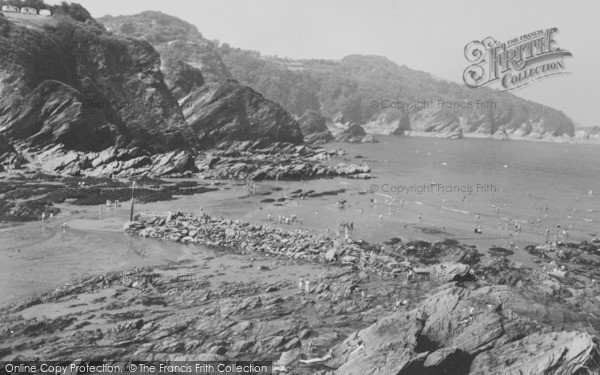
118,211,600,373
1,140,371,181
123,211,480,278
1,209,599,374
1,145,196,178
195,141,371,180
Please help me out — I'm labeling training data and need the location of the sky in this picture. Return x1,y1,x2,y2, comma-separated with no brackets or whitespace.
47,0,600,127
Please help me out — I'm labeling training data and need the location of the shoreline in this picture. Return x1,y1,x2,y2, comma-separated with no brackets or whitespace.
2,203,599,371
1,169,596,305
336,121,600,145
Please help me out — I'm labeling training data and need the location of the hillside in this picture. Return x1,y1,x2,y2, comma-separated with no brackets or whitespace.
223,53,578,140
99,11,230,83
99,11,580,141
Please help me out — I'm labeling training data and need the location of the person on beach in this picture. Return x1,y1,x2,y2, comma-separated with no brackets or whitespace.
41,213,45,222
298,277,304,293
418,214,422,222
304,279,310,294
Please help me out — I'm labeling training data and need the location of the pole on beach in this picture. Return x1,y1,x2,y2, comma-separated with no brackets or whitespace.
130,180,136,221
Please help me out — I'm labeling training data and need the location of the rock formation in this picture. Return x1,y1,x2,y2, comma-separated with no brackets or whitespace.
181,79,304,149
335,124,366,143
0,10,315,177
195,141,370,180
391,112,412,136
328,284,599,374
298,110,333,143
0,14,194,154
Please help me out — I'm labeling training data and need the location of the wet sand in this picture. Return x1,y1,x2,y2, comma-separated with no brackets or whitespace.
1,169,596,306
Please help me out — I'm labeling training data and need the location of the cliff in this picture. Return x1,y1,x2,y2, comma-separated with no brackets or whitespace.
0,12,194,154
181,79,303,149
0,9,307,176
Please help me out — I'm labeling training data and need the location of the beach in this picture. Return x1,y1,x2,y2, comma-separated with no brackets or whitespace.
2,137,597,305
1,137,600,372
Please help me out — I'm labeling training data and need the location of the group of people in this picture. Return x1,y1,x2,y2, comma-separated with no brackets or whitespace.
40,212,68,230
339,221,354,231
298,277,311,294
40,212,53,222
105,200,122,207
268,213,303,225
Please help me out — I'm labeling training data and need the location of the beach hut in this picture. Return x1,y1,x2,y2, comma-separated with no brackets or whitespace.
1,5,20,12
38,9,52,16
20,7,37,15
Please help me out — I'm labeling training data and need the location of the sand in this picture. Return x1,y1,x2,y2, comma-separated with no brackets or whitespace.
0,175,583,306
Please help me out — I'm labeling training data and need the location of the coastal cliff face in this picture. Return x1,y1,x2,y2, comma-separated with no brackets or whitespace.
181,79,303,149
0,9,307,176
99,11,304,148
0,13,194,154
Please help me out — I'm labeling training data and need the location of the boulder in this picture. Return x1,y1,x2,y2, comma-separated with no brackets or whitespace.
360,134,379,143
429,262,472,282
391,113,412,136
334,124,366,143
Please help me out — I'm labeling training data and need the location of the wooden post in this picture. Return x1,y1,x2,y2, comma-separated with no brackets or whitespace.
130,180,136,221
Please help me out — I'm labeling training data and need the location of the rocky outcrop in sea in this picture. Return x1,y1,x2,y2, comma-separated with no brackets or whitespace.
298,110,334,143
334,124,378,143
